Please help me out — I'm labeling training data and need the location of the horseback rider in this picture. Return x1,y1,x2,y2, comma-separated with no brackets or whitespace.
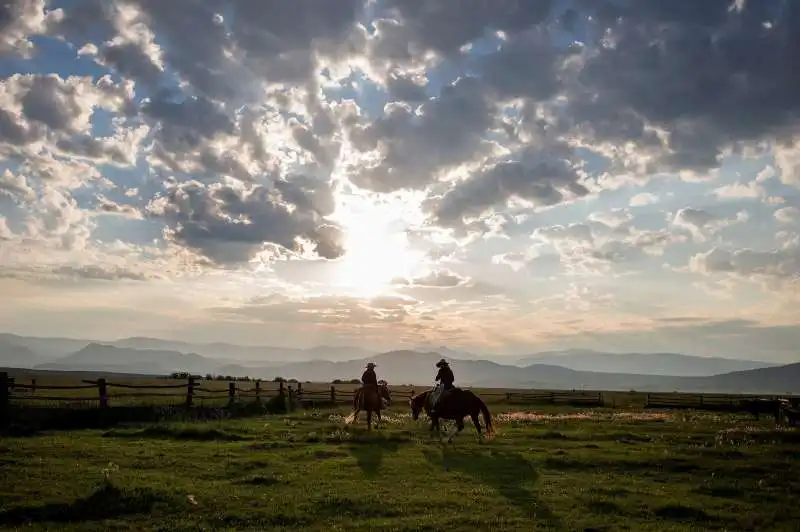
431,358,455,413
360,362,386,408
362,362,378,388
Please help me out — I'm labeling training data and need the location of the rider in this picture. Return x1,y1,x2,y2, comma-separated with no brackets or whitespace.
431,358,455,413
362,362,378,387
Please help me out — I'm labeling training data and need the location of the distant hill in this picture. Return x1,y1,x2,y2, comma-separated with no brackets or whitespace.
515,349,778,377
111,337,374,362
229,350,800,394
678,363,800,395
0,333,93,361
36,343,219,375
2,332,796,393
0,338,41,368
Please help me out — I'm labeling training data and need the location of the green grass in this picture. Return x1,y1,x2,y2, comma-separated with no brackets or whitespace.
1,405,798,531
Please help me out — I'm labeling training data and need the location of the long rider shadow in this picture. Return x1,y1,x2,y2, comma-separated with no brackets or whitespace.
344,429,403,478
422,447,561,526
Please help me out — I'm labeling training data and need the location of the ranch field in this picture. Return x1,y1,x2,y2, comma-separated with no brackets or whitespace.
1,404,798,531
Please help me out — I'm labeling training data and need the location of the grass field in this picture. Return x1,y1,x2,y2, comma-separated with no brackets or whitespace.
1,403,798,531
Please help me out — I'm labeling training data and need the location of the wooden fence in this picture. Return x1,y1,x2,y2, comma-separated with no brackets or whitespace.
1,373,295,409
643,392,796,411
3,371,797,425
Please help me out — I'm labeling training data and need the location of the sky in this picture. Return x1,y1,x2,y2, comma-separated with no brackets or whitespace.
0,0,799,362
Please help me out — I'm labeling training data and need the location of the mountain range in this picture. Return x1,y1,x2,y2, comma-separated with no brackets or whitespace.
0,333,796,394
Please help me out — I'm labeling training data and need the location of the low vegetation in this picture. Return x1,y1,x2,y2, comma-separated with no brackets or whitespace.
1,404,797,531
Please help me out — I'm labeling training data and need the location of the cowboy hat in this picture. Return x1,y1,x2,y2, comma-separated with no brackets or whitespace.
436,359,449,367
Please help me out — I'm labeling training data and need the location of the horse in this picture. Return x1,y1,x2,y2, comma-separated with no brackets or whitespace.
740,398,789,423
345,382,392,431
409,387,494,443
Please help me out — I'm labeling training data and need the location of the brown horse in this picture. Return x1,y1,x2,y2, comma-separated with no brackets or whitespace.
346,383,392,431
410,388,494,443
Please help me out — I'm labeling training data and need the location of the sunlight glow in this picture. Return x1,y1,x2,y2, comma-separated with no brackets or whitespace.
328,190,426,297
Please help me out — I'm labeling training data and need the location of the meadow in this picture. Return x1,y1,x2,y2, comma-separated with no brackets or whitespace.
1,402,798,531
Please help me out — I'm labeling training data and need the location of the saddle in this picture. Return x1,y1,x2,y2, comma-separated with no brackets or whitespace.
430,385,460,408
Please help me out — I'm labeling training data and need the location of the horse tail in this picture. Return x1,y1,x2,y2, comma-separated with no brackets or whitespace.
478,397,495,438
345,389,361,425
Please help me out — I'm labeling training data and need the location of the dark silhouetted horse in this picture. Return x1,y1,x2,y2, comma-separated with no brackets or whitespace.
410,388,494,443
740,398,789,423
346,383,391,431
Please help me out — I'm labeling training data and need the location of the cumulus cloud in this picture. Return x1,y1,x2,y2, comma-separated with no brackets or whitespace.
146,178,344,266
671,207,745,242
774,206,800,225
630,193,659,207
712,181,764,200
690,244,800,283
392,269,467,288
524,218,678,275
431,155,589,230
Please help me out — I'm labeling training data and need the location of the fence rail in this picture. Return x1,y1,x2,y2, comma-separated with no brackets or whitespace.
2,371,799,427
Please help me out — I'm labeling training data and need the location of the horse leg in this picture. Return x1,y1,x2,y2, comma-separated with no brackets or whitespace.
447,417,465,444
470,412,483,442
367,409,372,432
432,415,443,441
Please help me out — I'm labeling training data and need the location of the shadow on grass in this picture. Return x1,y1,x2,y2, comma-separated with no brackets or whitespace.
422,448,559,525
344,430,404,478
654,504,714,522
0,484,179,525
4,398,286,434
103,425,248,442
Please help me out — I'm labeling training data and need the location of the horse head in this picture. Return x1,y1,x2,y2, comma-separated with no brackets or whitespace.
378,381,392,406
409,392,425,420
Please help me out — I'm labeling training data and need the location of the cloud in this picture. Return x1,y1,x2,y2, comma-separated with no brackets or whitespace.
690,244,800,283
430,155,589,231
145,178,344,266
392,269,466,288
671,207,745,242
3,0,800,357
629,193,659,207
0,0,62,57
712,181,764,200
774,206,800,225
346,77,498,193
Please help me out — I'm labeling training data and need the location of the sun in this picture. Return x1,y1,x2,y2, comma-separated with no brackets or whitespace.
328,192,425,297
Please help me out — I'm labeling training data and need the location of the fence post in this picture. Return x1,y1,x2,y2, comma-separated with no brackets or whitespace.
228,382,236,406
329,385,336,404
409,386,415,398
279,380,285,395
287,386,294,412
297,382,303,397
186,376,195,408
97,378,108,409
31,378,36,395
255,380,261,402
0,372,8,428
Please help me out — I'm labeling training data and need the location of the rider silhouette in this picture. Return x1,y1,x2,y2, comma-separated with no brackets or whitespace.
431,359,454,413
361,363,387,407
362,362,378,387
